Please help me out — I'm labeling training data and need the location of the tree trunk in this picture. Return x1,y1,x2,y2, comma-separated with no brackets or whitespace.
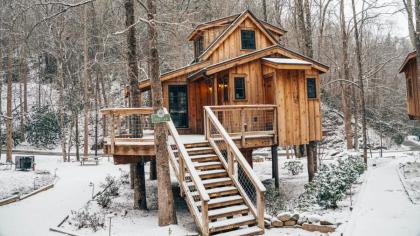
403,0,416,48
295,0,306,53
262,0,268,21
147,0,177,225
6,44,13,163
351,0,367,166
134,158,147,209
303,0,313,57
125,0,146,209
75,111,80,161
306,141,315,181
0,48,3,160
340,0,353,150
150,159,157,180
83,5,90,160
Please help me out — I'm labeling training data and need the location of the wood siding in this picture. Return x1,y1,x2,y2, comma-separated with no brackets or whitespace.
209,18,274,64
403,59,420,119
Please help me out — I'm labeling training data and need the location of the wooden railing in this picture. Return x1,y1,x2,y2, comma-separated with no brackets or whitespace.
101,107,154,154
204,105,268,231
205,104,277,146
164,108,210,235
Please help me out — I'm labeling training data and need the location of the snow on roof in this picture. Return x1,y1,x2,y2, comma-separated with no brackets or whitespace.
263,57,312,65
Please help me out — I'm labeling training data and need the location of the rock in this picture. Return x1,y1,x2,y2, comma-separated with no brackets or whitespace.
307,214,321,223
264,214,273,221
264,219,271,229
291,213,300,221
297,215,308,225
284,220,297,226
277,212,292,222
271,218,284,227
302,223,336,233
320,220,334,225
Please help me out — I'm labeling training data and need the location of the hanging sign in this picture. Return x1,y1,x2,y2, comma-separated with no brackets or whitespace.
151,108,171,123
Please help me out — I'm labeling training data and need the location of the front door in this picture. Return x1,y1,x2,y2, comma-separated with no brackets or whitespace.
168,85,188,128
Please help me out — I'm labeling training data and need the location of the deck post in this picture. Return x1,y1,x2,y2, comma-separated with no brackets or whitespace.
256,190,265,230
271,146,279,189
227,149,234,176
240,108,245,147
201,200,209,236
110,114,116,154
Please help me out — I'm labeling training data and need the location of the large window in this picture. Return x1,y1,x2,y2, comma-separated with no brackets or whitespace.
194,36,204,58
307,78,317,99
408,78,413,97
168,85,188,128
234,77,246,100
241,30,256,50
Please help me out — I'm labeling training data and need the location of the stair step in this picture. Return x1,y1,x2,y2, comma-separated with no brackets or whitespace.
194,161,223,170
214,226,263,236
197,169,227,179
196,195,243,209
184,141,209,148
186,146,214,155
190,154,219,162
191,186,238,198
187,177,232,188
209,215,256,233
208,204,249,219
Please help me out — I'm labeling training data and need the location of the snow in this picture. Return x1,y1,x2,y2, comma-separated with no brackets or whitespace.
399,161,420,203
262,58,312,65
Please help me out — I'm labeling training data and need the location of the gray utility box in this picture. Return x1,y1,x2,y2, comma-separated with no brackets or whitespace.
15,156,35,170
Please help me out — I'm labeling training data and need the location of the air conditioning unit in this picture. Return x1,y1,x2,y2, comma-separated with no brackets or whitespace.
15,156,35,171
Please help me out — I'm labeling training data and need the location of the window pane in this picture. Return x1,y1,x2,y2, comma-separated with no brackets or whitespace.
307,78,317,99
234,77,246,99
241,30,256,50
168,85,188,128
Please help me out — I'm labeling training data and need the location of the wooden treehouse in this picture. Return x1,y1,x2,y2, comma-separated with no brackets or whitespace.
101,10,329,236
400,51,420,120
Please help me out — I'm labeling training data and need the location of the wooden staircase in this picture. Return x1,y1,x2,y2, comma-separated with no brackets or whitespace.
172,141,264,235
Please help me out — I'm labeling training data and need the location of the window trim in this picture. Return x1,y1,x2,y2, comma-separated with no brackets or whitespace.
240,29,256,51
306,77,318,100
232,75,247,100
194,35,204,58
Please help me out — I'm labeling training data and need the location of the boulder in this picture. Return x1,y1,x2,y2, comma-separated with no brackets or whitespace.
291,213,300,221
277,212,292,222
264,219,271,229
297,215,308,225
302,223,336,233
271,218,284,227
264,214,273,221
307,214,321,223
284,220,297,226
320,219,334,225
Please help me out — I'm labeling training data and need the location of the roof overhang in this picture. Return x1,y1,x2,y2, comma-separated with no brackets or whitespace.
262,58,312,70
399,51,416,73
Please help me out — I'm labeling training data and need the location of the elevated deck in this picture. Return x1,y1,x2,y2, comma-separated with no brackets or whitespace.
102,105,278,164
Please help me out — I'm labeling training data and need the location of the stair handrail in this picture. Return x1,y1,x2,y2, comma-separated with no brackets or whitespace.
164,108,210,234
204,106,266,229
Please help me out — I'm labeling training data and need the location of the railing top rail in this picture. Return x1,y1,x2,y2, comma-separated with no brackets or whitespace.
101,107,154,115
207,104,277,110
204,106,266,193
164,108,210,202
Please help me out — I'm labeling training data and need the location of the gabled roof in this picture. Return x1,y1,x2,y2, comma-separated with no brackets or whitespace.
399,51,416,73
138,45,329,90
198,10,281,61
187,12,287,41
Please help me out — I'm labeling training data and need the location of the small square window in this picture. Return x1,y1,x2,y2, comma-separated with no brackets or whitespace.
241,30,256,50
194,36,204,58
307,78,317,99
234,77,246,100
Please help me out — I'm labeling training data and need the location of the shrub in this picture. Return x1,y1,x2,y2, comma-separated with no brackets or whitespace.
96,175,120,208
70,206,104,232
26,105,69,148
283,160,304,175
96,191,112,208
298,156,365,209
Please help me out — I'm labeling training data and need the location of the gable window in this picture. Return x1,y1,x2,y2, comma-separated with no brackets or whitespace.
194,36,204,58
307,78,317,99
234,76,246,100
241,30,256,50
408,78,413,97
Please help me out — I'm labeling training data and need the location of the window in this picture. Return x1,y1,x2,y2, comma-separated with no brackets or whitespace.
241,30,256,50
234,77,246,100
168,85,188,128
194,36,204,58
307,78,317,99
408,78,413,97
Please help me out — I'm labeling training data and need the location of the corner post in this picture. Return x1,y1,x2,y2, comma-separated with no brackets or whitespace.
201,200,209,236
256,190,265,230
